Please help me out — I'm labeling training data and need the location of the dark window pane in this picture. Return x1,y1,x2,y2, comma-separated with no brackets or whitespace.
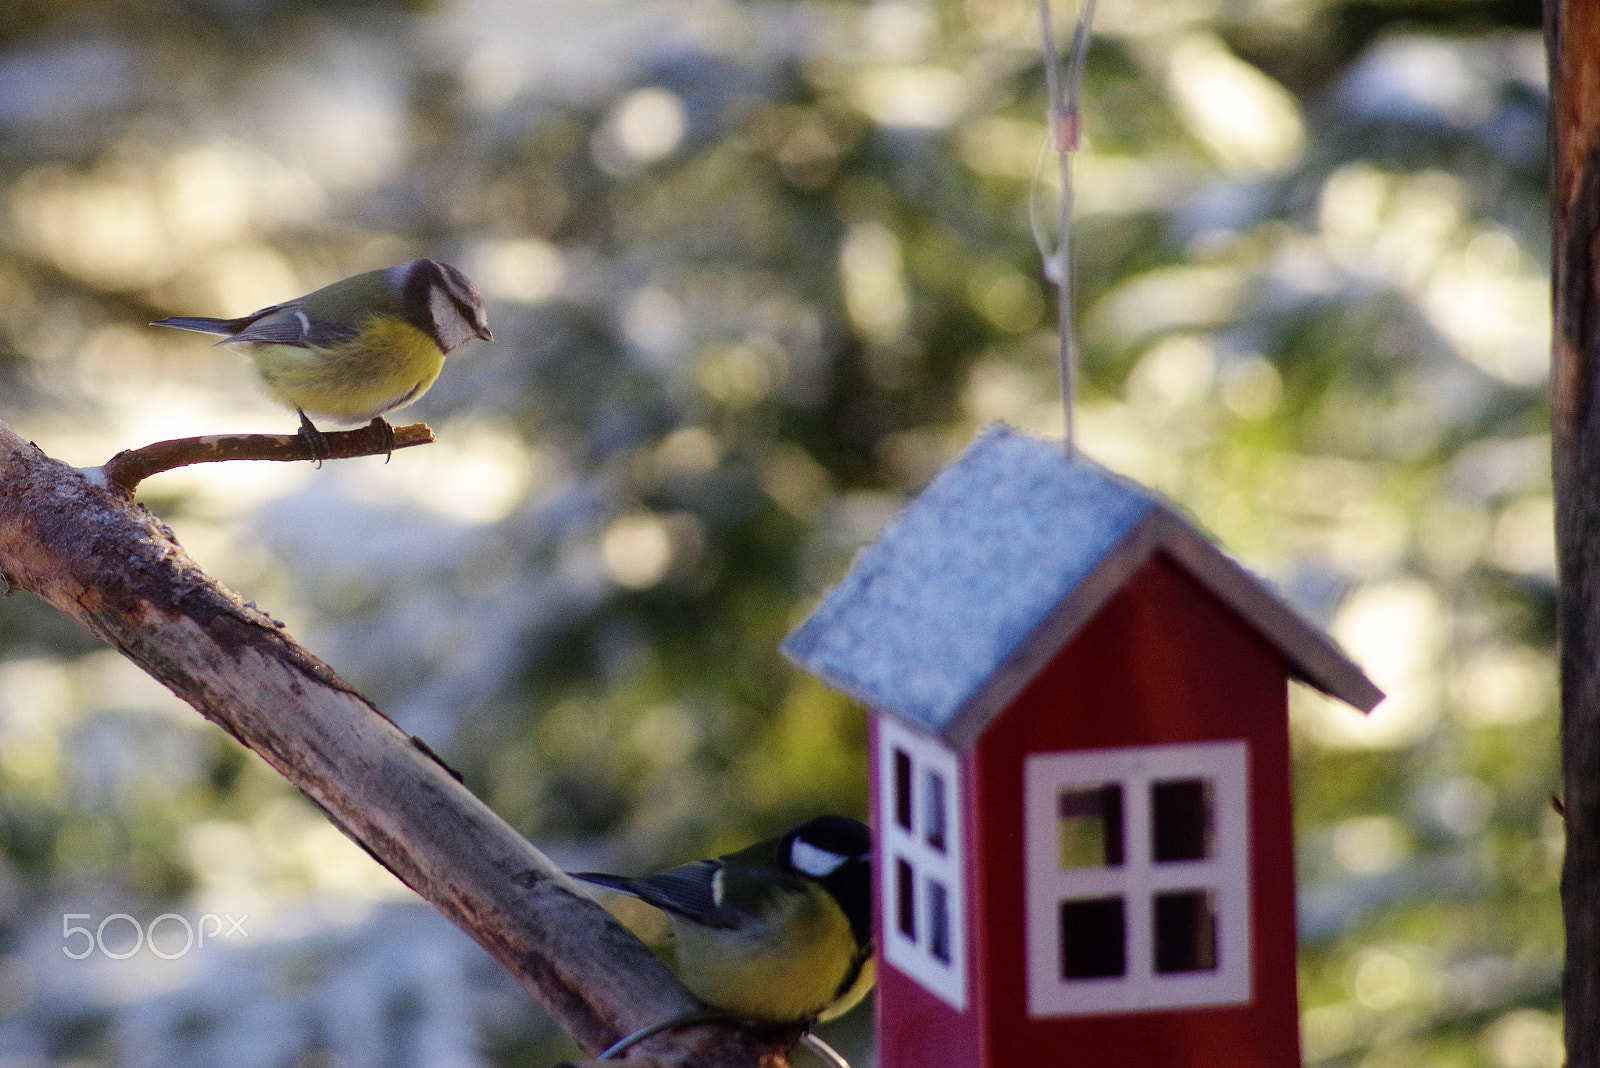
925,770,947,852
1058,784,1124,868
1060,896,1126,979
896,857,916,940
894,749,913,831
928,879,950,962
1154,890,1218,973
1152,778,1213,862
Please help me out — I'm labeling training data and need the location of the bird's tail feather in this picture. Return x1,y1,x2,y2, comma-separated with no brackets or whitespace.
570,872,641,898
150,316,238,336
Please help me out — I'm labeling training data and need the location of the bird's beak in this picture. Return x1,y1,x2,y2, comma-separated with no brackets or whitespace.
476,324,494,341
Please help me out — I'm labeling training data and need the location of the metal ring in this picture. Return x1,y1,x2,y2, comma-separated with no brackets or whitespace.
596,1011,731,1060
594,1014,853,1068
799,1032,852,1068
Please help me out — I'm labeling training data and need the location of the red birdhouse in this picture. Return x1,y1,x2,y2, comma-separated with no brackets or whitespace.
783,425,1382,1068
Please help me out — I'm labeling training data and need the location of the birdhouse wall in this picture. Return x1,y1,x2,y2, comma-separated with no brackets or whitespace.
971,552,1302,1068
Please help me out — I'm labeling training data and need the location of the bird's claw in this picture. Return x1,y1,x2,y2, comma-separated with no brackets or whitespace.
369,416,396,463
296,409,331,468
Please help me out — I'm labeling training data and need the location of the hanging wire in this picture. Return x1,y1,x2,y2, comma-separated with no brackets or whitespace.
1031,0,1098,452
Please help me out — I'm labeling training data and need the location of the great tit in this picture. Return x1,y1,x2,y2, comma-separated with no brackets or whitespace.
151,259,492,460
573,815,874,1027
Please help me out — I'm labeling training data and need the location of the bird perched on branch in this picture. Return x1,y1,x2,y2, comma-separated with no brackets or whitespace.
151,259,492,462
573,815,875,1027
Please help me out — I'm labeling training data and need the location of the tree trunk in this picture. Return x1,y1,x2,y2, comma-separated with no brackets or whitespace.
1549,0,1600,1062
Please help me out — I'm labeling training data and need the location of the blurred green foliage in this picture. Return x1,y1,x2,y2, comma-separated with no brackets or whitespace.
0,0,1558,1064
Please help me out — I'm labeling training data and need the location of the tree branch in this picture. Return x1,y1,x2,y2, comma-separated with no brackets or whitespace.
99,421,437,498
0,421,792,1067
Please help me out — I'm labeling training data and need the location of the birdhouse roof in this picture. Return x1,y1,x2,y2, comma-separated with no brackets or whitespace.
782,425,1382,749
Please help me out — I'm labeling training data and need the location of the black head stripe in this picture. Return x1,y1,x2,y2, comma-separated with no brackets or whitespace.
398,259,490,351
398,259,444,339
439,261,492,339
437,262,480,312
785,817,873,947
789,816,871,864
826,856,873,948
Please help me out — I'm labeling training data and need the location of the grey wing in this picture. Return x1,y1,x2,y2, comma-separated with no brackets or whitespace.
573,860,727,927
227,305,360,348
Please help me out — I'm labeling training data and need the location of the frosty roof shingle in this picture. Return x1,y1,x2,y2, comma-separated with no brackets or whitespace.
783,424,1381,745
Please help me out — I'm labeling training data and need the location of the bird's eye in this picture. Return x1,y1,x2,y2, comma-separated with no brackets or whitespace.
791,839,849,877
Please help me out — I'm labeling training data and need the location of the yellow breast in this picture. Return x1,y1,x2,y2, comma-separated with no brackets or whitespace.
246,318,446,425
669,887,868,1024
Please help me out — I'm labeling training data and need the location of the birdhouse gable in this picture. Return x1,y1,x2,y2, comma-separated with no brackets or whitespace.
781,425,1159,739
783,425,1381,749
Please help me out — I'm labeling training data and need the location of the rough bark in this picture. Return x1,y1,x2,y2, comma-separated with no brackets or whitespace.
1549,1,1600,1062
0,423,789,1067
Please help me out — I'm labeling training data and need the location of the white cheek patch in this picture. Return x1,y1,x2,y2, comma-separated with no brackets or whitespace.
429,286,455,328
791,839,849,878
428,285,475,351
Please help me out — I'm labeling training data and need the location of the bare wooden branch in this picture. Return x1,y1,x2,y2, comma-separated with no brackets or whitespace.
0,421,793,1068
1549,1,1600,1062
99,421,437,498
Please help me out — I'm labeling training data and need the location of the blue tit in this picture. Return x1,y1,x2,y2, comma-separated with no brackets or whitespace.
574,815,875,1027
151,259,492,460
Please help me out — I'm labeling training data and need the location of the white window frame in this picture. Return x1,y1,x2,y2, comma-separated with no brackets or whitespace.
1024,740,1251,1017
878,716,967,1011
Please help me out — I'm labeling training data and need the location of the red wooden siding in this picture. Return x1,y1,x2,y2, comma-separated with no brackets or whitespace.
970,552,1302,1067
